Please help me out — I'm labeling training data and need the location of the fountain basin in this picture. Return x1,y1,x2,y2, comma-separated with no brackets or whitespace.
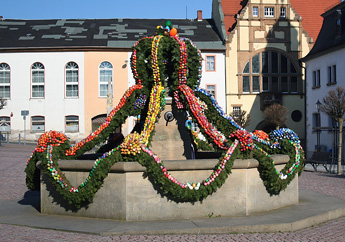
40,154,298,221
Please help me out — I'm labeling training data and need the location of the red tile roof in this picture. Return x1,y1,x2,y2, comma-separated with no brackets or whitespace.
222,0,248,34
290,0,340,42
221,0,340,42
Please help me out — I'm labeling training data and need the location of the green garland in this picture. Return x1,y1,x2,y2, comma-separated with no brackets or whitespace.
25,32,305,208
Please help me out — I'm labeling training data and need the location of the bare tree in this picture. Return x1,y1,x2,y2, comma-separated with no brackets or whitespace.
263,103,288,129
0,98,6,110
320,86,345,175
230,110,251,128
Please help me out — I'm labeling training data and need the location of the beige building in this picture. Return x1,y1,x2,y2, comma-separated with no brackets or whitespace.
212,0,341,144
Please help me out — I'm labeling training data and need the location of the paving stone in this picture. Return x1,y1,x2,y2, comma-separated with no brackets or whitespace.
0,144,345,242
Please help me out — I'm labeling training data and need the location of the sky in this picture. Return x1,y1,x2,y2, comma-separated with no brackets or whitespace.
2,0,212,20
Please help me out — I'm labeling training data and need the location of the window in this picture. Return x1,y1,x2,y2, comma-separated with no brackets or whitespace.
280,7,286,18
291,110,302,122
252,76,260,92
253,7,259,17
328,116,337,128
263,76,269,91
0,63,10,99
0,116,10,132
206,84,216,97
313,69,320,87
241,51,298,94
243,76,250,93
31,62,45,98
281,76,288,93
264,7,274,17
31,116,45,132
233,106,241,117
65,115,79,132
327,65,336,84
66,62,79,97
336,11,342,37
99,61,113,97
290,76,298,93
206,56,215,71
312,113,321,128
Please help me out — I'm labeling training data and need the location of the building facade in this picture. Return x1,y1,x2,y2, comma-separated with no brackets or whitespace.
0,18,226,141
214,0,341,146
302,1,345,158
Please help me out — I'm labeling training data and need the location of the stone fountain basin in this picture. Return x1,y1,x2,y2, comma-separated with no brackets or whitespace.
40,154,298,221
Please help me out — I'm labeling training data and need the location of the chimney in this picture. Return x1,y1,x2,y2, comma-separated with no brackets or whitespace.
197,10,202,21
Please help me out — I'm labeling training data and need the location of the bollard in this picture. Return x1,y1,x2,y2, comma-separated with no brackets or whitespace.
0,131,2,146
19,133,21,144
6,131,9,144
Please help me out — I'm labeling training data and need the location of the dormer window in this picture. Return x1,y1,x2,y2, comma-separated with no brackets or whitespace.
336,12,342,37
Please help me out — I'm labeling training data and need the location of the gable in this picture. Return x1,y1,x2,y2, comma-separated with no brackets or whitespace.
221,0,340,43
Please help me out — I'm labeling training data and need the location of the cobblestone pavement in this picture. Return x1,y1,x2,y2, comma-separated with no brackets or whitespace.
1,144,345,242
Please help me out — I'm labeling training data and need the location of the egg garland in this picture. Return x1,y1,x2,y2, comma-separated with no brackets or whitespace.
25,22,305,206
133,94,147,110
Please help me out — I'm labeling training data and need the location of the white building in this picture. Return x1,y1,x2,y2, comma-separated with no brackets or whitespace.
0,17,226,142
302,1,345,158
0,52,85,141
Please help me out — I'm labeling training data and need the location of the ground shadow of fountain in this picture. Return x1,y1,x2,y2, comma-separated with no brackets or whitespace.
18,190,40,212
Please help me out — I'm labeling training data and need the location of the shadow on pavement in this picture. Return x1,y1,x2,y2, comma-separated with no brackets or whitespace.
18,190,40,212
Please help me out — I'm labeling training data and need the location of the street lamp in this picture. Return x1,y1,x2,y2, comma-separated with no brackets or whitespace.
316,99,321,113
316,100,321,152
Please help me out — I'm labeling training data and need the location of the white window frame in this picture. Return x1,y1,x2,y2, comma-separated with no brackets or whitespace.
253,7,259,17
31,116,45,132
264,7,275,17
206,56,216,71
65,62,79,98
65,115,79,133
0,63,10,99
31,62,45,98
99,61,113,97
206,84,216,98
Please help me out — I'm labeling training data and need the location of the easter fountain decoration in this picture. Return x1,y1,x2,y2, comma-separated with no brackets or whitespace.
25,22,304,220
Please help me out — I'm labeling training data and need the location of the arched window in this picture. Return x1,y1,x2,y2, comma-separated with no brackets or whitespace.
242,51,298,94
99,61,113,97
31,62,45,98
65,62,79,97
0,63,10,99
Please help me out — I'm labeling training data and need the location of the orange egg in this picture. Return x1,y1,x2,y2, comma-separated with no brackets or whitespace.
169,28,177,36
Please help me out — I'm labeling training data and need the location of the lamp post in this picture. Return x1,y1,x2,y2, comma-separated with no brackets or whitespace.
316,100,321,152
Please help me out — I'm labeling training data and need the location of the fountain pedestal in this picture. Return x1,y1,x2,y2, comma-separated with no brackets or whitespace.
150,97,193,160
